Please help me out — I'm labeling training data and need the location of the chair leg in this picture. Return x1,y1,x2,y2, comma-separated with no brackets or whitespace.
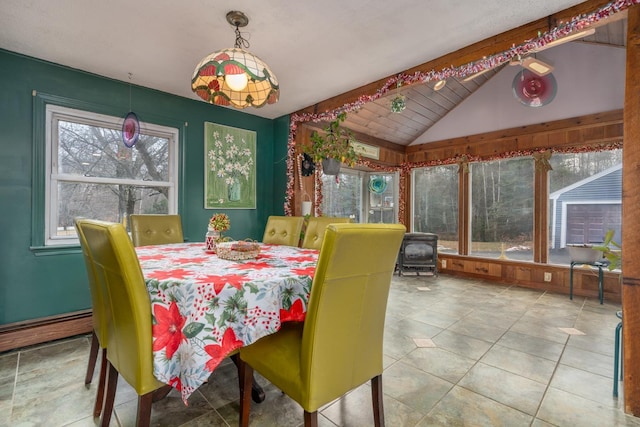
371,375,385,427
614,321,623,397
93,348,107,418
239,358,254,427
303,411,318,427
136,391,154,427
151,385,172,402
100,361,118,427
85,330,99,385
231,353,266,403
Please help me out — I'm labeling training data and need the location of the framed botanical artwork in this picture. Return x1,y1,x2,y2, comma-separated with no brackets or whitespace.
204,122,256,209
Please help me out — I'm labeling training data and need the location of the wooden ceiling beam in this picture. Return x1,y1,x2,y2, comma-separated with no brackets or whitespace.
294,0,614,117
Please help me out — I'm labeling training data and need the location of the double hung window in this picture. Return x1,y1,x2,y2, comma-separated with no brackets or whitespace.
45,105,178,246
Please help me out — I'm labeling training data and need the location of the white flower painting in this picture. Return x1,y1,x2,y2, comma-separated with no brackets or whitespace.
204,123,256,209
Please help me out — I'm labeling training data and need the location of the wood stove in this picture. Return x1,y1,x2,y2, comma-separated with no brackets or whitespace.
396,232,438,276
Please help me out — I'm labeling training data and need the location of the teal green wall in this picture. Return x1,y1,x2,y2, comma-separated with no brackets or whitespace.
0,49,289,325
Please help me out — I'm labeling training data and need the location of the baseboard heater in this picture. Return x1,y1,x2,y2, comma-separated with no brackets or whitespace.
0,310,92,352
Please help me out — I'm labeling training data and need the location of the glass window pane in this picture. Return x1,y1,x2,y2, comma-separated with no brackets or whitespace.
320,171,363,221
54,182,169,239
470,157,533,260
412,165,458,254
58,121,169,181
548,149,622,265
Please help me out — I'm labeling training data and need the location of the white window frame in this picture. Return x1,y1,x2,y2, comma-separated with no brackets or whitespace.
44,104,179,246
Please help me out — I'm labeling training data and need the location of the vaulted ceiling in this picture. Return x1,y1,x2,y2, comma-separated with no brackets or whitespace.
0,1,628,147
304,13,627,147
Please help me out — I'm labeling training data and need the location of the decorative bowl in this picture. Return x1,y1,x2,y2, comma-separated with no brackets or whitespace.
216,241,260,261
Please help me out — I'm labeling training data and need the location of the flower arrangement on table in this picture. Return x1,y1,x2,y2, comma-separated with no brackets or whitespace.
206,213,231,253
209,213,231,232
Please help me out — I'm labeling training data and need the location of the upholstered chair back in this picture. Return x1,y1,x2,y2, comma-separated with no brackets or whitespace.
301,216,351,250
78,220,164,395
262,215,304,246
239,223,406,426
129,214,184,247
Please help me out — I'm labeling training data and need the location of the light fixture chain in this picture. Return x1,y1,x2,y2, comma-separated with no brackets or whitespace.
234,25,250,49
128,72,133,111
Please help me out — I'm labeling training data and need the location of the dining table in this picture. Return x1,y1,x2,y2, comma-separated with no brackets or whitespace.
135,241,318,404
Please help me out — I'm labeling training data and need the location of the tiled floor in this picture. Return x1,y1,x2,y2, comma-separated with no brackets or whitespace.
1,274,638,427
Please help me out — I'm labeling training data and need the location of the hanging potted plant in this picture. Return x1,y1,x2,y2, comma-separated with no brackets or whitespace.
302,112,359,175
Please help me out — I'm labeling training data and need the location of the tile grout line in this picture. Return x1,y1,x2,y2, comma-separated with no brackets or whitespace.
423,283,547,425
9,351,19,422
529,291,584,426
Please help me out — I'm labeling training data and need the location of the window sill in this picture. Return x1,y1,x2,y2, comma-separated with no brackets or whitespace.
30,244,81,257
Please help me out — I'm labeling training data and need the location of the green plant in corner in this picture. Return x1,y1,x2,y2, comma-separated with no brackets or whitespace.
593,229,622,271
302,112,359,167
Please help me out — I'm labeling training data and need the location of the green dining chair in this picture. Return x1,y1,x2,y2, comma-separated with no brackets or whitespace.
239,223,406,427
301,216,351,250
74,219,109,418
129,214,184,247
262,215,305,246
77,219,169,427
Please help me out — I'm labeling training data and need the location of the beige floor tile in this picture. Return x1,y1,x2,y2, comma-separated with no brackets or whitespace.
1,275,634,427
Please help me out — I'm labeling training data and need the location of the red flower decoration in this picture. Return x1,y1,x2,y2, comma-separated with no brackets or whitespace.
137,254,167,261
195,274,246,293
204,327,243,371
291,267,316,279
284,255,317,263
152,301,187,359
280,298,306,322
234,261,271,271
169,376,182,392
174,257,208,264
148,268,194,280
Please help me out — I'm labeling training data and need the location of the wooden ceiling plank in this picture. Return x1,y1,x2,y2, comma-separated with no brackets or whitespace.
294,0,613,117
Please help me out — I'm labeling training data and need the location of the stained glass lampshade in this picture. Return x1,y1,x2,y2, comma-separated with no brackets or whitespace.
191,48,279,109
191,11,279,109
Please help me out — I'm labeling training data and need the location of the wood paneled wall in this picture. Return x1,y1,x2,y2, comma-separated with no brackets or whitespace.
406,110,623,163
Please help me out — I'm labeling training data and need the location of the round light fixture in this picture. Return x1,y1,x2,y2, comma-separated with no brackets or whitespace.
191,11,279,109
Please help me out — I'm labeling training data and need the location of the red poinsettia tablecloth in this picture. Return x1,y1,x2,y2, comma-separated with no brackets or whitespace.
135,242,318,403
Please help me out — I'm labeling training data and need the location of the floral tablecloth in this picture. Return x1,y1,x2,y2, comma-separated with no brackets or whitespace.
135,242,318,403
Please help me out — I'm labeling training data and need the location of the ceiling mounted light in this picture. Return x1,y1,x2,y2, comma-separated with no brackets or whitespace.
510,55,554,77
521,57,553,76
191,11,279,109
434,80,446,91
533,28,596,52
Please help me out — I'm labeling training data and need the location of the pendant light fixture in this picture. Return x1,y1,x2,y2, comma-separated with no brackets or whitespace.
191,11,279,109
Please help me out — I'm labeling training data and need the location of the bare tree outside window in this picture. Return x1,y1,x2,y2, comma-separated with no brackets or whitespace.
412,165,459,254
46,105,178,245
470,157,534,260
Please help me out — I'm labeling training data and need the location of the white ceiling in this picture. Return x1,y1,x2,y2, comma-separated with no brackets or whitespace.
0,0,587,120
